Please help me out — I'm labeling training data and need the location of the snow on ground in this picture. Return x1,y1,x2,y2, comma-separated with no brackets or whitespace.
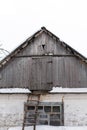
0,88,31,93
50,87,87,93
8,126,87,130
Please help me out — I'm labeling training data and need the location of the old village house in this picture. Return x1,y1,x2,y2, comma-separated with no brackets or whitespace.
0,27,87,129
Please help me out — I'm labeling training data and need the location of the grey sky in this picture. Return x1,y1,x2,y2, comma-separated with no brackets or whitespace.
0,0,87,57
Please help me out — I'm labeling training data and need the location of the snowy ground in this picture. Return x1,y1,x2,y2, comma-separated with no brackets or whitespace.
8,126,87,130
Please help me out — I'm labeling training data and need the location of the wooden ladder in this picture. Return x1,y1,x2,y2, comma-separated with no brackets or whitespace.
22,93,40,130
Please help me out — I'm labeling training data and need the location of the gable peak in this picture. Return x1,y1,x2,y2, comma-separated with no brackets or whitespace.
41,26,47,30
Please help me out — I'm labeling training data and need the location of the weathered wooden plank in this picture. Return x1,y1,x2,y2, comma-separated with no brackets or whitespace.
46,57,53,89
1,51,87,89
53,56,87,88
41,58,47,89
16,32,73,56
0,57,31,88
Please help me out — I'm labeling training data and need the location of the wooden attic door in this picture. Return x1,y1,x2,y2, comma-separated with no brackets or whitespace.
30,57,53,91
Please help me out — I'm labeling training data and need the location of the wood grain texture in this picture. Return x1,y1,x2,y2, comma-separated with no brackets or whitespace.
0,32,87,90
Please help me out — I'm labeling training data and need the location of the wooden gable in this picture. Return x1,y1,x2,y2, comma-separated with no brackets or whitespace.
0,27,87,90
16,32,73,56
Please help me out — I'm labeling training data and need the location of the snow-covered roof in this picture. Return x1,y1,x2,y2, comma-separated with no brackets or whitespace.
50,87,87,93
0,88,31,94
0,87,87,94
8,126,87,130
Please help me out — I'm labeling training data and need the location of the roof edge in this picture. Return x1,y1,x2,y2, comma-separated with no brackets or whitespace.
0,27,87,68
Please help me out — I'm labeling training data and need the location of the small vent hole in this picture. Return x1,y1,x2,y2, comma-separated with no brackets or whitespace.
42,44,45,50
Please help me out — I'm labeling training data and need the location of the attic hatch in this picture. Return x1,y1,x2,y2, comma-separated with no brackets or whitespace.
30,57,53,91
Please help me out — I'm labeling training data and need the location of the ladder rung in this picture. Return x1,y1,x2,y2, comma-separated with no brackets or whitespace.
26,117,36,119
24,123,36,126
26,112,38,114
28,100,39,102
25,117,38,119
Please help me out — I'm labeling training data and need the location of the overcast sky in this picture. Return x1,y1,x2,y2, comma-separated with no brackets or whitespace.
0,0,87,58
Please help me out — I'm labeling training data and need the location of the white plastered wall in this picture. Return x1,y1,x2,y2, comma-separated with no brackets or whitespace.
0,93,87,130
0,94,27,130
40,93,87,126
